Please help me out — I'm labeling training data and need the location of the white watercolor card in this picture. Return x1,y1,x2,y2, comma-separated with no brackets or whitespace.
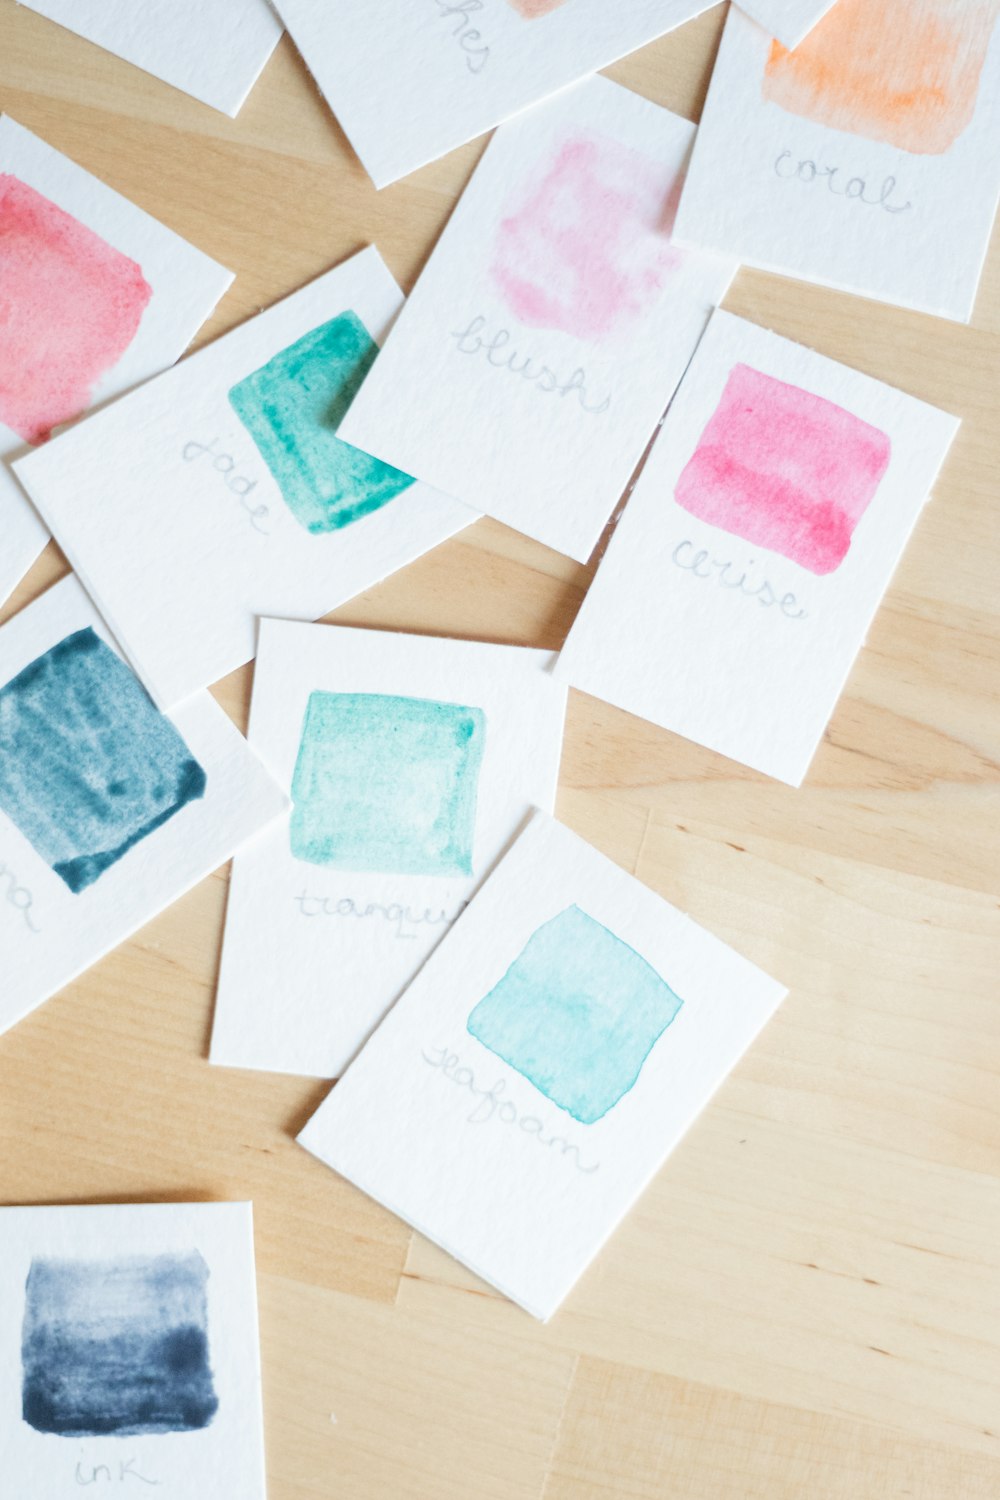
272,0,716,189
555,311,961,786
737,0,839,51
0,116,233,608
0,575,287,1042
212,619,567,1079
15,0,282,116
0,1202,266,1499
339,78,736,563
673,2,1000,322
14,248,475,711
299,812,787,1320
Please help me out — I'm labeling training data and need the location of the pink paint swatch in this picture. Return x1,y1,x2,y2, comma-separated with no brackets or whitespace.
506,0,569,16
0,174,152,445
491,133,685,343
674,364,891,575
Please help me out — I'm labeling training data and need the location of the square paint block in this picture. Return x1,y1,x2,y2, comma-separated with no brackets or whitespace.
674,362,892,576
0,626,206,893
228,310,415,534
0,173,152,446
290,691,486,877
467,903,684,1124
21,1252,218,1438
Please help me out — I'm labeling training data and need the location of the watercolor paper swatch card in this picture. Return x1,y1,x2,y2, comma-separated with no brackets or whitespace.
14,248,475,711
0,116,233,608
299,812,786,1320
212,619,567,1079
339,78,736,563
674,2,1000,322
0,1202,266,1499
15,0,282,116
272,0,717,189
737,0,839,51
555,311,960,785
0,575,287,1041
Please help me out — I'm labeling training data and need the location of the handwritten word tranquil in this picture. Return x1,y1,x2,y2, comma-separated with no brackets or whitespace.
422,1045,601,1174
774,151,912,214
294,892,466,941
671,541,808,618
75,1458,159,1487
182,437,270,533
430,0,490,73
451,315,612,415
0,861,39,932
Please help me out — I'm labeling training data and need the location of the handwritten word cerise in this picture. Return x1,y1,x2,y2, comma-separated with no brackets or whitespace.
451,314,612,414
672,540,808,618
422,1044,601,1174
182,437,270,534
774,150,912,214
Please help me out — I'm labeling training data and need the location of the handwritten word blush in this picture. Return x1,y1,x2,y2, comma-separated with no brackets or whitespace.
491,133,685,343
0,175,152,445
674,363,891,576
763,0,1000,156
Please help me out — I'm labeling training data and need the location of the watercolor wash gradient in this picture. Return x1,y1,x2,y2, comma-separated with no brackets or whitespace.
491,132,685,344
21,1252,218,1438
0,627,206,893
762,0,1000,157
290,691,486,878
674,363,891,576
467,905,684,1125
0,173,152,445
228,310,416,534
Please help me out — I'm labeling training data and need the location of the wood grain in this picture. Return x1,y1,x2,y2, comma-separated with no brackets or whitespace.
1,3,998,1496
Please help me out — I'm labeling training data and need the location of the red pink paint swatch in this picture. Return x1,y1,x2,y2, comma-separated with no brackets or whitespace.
0,174,152,445
674,364,891,576
491,133,685,343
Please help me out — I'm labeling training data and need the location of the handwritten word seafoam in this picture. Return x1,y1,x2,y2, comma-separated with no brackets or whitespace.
422,1044,601,1174
451,315,612,414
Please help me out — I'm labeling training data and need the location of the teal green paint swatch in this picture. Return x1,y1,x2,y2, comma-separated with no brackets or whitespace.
467,905,683,1125
228,310,415,534
290,691,486,877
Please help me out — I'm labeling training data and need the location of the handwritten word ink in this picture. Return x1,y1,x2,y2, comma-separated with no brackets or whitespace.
451,315,611,414
181,438,270,533
75,1458,159,1487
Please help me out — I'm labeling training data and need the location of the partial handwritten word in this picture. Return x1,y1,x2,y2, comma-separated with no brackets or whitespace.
672,541,808,618
430,0,490,73
182,438,270,533
75,1458,159,1487
0,861,39,932
294,892,466,941
774,151,912,214
422,1045,601,1174
451,315,611,414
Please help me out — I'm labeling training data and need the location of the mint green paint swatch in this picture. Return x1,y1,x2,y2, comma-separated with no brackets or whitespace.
228,310,415,534
467,905,684,1125
290,691,486,877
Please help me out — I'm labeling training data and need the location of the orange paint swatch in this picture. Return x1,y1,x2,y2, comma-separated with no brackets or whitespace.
763,0,1000,156
507,0,568,17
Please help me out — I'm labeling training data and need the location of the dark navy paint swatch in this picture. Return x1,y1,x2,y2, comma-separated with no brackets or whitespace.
21,1251,219,1438
0,627,206,893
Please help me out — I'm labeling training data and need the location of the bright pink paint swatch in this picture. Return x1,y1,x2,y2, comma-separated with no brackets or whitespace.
491,133,685,343
0,174,152,445
674,364,891,575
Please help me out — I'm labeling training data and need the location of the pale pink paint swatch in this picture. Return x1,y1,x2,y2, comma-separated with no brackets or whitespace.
491,133,685,343
674,363,891,575
506,0,569,16
0,174,152,445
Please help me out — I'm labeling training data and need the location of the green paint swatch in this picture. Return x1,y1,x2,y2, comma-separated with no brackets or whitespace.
228,310,415,534
290,691,486,877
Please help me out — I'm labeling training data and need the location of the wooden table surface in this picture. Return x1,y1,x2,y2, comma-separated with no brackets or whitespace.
2,4,999,1496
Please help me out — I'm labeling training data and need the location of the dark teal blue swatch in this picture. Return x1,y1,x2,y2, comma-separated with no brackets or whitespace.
227,310,415,534
467,905,684,1125
21,1252,218,1438
0,627,206,894
290,691,486,877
